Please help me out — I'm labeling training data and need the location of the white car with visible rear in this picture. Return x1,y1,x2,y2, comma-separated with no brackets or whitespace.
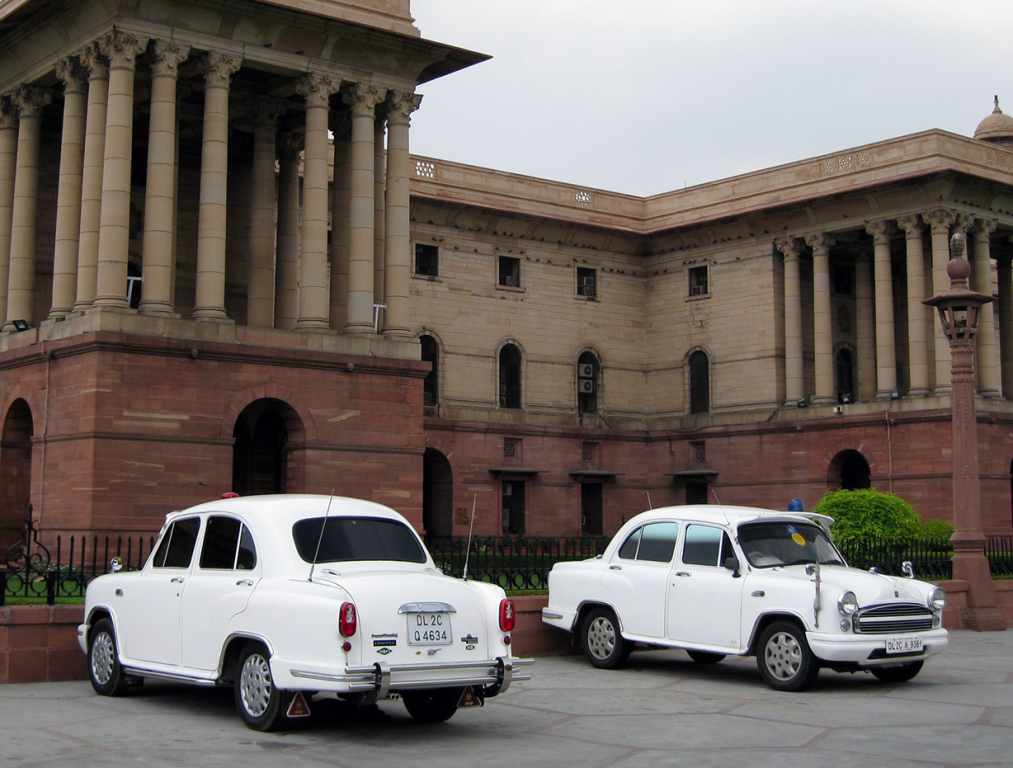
542,505,947,691
79,494,531,730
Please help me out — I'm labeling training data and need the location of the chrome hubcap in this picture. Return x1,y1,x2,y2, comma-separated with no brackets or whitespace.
587,617,616,660
240,653,273,717
91,631,115,685
765,632,802,680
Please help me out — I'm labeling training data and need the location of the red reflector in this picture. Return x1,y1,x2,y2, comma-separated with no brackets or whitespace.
339,602,357,637
458,686,484,708
221,492,239,499
342,641,352,652
503,635,511,645
499,599,516,632
286,692,311,718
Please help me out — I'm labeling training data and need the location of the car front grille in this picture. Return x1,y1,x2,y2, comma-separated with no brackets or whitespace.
853,603,933,634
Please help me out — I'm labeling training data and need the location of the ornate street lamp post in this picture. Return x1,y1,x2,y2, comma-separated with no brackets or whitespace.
923,232,1006,630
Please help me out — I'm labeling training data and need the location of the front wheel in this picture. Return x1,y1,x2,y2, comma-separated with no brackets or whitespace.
582,608,631,670
870,661,923,684
88,618,128,696
234,643,294,731
402,687,463,723
756,621,820,692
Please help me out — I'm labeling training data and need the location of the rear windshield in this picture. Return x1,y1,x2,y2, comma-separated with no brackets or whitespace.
292,517,427,564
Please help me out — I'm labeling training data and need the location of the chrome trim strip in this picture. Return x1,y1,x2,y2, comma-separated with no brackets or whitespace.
541,610,564,620
398,602,458,614
122,667,217,686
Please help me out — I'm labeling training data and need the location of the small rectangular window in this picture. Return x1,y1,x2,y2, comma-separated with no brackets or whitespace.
689,266,709,297
581,482,603,536
415,244,438,277
577,267,597,298
686,482,709,505
502,480,525,534
499,256,520,288
832,263,854,296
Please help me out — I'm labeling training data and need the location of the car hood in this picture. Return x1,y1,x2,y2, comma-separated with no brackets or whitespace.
764,564,932,606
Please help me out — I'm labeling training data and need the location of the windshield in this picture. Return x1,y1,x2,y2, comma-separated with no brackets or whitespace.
293,517,427,564
737,521,845,568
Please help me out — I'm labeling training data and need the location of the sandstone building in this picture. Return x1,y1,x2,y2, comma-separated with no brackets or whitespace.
1,0,1012,548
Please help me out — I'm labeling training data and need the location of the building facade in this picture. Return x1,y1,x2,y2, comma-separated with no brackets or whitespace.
1,0,1012,549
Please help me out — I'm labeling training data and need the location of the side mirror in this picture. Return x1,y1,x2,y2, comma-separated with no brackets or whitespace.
110,556,123,573
723,557,741,578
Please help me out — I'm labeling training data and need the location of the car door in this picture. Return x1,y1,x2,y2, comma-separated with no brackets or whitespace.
179,515,261,671
118,516,201,666
602,521,679,638
667,523,745,650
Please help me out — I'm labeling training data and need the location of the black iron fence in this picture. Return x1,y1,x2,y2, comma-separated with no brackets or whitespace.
836,537,954,579
986,536,1013,577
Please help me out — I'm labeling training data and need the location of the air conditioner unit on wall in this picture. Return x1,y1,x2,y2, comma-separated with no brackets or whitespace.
578,363,594,378
691,284,706,296
504,275,519,287
578,379,594,394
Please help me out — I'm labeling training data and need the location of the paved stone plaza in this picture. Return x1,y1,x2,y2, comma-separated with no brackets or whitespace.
0,630,1010,767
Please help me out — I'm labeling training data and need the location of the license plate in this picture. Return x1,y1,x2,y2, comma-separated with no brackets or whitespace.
885,636,923,654
407,612,452,645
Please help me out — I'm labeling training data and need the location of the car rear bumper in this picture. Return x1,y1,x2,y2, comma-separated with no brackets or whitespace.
807,627,947,666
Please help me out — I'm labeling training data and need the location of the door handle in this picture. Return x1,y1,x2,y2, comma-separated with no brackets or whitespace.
608,564,623,571
675,571,691,577
170,576,185,583
236,579,255,586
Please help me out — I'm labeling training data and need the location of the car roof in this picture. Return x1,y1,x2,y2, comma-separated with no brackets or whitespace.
163,494,406,525
620,504,834,528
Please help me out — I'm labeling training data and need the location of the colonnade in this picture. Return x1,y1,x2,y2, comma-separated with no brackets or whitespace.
777,212,1011,404
0,30,421,336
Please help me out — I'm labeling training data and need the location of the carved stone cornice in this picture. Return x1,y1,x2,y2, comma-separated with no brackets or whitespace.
247,96,287,127
277,132,303,160
341,83,386,116
78,43,108,79
970,218,998,241
296,73,340,108
328,109,351,140
896,215,923,238
775,236,804,260
98,30,150,69
922,209,956,232
200,51,242,89
150,41,191,78
804,233,835,253
54,57,87,93
12,86,52,118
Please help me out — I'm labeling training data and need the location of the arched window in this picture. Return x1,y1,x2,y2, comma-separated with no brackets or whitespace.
420,335,439,406
836,349,854,404
689,351,709,414
499,344,522,408
577,351,599,413
232,399,299,496
0,399,33,552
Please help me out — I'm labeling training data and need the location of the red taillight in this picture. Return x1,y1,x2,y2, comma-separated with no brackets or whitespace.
499,599,516,632
339,602,357,637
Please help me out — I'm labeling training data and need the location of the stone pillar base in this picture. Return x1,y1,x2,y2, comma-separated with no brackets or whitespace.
962,607,1008,631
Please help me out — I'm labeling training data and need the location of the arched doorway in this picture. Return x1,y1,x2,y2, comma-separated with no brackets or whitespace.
1,399,33,550
232,399,300,496
829,449,871,490
423,448,453,540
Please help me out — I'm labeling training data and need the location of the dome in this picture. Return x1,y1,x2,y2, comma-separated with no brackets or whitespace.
974,96,1013,145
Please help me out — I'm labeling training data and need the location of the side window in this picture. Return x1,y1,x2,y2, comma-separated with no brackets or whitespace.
720,533,735,567
617,527,642,560
153,517,200,569
637,522,679,563
682,524,723,566
237,525,257,570
200,516,243,570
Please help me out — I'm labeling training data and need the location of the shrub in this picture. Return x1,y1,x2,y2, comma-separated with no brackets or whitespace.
814,488,922,544
919,518,955,542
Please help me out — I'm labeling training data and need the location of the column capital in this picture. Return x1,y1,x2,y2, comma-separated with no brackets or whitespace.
775,236,804,260
12,85,52,118
78,43,109,78
804,233,835,253
385,90,422,125
864,220,894,243
277,131,303,160
55,57,87,93
329,109,352,140
98,30,150,68
922,209,956,232
200,51,241,88
247,95,286,126
150,40,191,77
952,212,975,232
970,217,998,240
341,82,386,116
896,215,923,238
296,72,340,108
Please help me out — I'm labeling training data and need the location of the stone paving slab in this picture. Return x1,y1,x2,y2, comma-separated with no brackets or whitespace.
0,630,1009,768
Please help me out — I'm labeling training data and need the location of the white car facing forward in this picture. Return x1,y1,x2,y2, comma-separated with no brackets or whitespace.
542,505,946,691
80,495,531,729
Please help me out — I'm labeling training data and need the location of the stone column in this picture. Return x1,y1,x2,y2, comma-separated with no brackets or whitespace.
970,218,1000,397
192,51,241,321
138,41,189,316
330,111,351,330
807,233,835,403
866,221,897,398
776,237,804,404
73,44,108,311
382,91,421,337
274,133,301,330
0,96,19,326
924,210,955,393
5,86,52,329
342,83,385,334
295,73,339,331
997,245,1013,400
245,97,285,328
93,31,149,309
898,216,929,396
373,111,386,326
854,248,876,400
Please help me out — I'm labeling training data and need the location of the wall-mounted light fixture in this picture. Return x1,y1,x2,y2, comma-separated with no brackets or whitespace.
11,319,30,332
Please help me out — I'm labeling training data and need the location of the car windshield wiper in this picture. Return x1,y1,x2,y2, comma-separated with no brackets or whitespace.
780,558,816,567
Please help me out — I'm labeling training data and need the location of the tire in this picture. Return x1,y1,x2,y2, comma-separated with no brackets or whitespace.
88,618,129,697
756,620,820,692
402,687,463,723
582,608,631,670
687,650,726,664
870,661,923,684
234,642,294,731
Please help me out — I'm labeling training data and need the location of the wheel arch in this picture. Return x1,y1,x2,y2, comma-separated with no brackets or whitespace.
218,632,275,683
747,611,809,655
85,607,114,639
574,600,624,636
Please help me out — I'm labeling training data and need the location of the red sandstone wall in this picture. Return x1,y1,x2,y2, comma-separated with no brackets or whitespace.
0,606,87,684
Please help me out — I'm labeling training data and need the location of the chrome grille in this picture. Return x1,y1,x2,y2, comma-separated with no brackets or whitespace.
853,603,933,634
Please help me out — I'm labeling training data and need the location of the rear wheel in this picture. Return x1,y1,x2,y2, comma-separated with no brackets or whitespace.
402,687,463,723
234,642,294,731
687,650,726,664
870,661,923,683
756,620,820,692
88,619,128,697
582,608,631,670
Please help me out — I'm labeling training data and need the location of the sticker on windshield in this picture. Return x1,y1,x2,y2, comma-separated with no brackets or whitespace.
786,525,806,546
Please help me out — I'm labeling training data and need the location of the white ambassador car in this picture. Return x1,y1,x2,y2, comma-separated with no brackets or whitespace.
542,505,947,691
79,495,531,730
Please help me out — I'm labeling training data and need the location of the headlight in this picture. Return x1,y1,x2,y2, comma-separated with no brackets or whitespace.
927,587,945,612
837,590,858,615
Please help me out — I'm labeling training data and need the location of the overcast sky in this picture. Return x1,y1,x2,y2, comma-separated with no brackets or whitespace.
409,0,1013,197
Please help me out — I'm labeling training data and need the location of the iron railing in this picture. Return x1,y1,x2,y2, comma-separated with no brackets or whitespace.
836,537,954,579
986,536,1013,577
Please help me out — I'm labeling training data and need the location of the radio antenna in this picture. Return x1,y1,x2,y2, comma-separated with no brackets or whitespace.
646,491,653,510
461,493,478,581
309,490,335,581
